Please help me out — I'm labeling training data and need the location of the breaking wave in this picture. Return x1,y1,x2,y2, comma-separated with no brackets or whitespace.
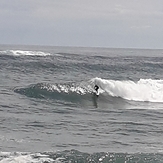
92,77,163,102
14,78,163,103
0,50,51,56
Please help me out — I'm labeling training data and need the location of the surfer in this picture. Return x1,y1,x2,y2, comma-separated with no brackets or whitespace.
94,85,99,96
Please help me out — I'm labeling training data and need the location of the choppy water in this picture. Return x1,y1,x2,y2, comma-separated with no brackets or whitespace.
1,45,163,162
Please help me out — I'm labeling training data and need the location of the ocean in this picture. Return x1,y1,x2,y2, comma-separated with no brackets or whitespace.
1,45,163,162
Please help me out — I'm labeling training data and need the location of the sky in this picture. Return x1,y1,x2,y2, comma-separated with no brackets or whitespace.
0,0,163,49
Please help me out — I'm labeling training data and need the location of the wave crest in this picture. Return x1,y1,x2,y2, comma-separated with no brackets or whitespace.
0,50,51,56
14,82,94,100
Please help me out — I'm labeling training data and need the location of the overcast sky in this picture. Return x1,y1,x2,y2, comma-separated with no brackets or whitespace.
1,0,163,49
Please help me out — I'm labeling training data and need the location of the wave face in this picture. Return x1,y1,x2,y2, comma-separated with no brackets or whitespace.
14,81,93,95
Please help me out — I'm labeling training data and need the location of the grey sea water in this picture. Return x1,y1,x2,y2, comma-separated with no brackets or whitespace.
1,45,163,162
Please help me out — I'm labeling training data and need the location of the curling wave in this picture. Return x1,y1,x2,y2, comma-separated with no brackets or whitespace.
14,78,163,103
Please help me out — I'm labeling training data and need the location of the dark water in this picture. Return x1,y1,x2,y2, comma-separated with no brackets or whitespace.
1,45,163,162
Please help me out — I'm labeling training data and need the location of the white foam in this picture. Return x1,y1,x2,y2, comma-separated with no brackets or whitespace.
10,50,51,56
0,152,54,163
91,77,163,102
0,50,51,56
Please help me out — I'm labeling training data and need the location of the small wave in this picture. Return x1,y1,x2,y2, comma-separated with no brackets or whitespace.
91,77,163,102
0,135,26,143
0,50,51,56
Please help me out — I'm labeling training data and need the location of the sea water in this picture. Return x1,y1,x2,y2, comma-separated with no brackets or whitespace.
1,45,163,162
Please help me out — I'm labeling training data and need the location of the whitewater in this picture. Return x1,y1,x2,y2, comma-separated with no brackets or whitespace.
92,77,163,102
1,45,163,162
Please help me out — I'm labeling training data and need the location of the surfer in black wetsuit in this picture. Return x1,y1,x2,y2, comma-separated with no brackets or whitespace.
92,85,99,107
94,85,99,96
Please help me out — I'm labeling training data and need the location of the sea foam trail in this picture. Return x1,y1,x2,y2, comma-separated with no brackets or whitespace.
91,77,163,102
